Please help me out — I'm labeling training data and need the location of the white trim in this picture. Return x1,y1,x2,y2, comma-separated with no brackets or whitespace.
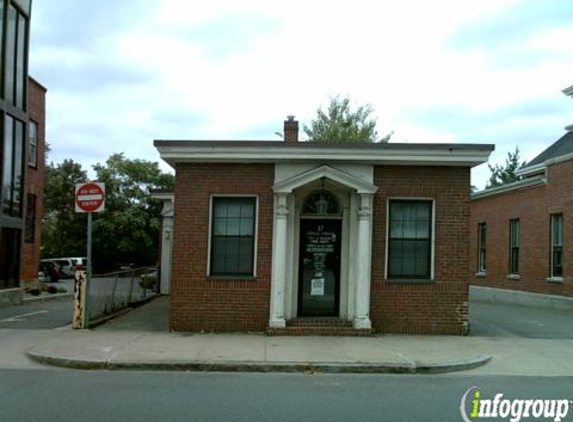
472,175,546,200
515,151,573,179
207,194,259,278
156,144,492,168
550,214,563,279
384,197,436,282
150,192,174,202
273,165,378,194
547,277,564,284
515,163,545,178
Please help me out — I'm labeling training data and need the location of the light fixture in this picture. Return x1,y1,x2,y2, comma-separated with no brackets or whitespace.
316,177,329,215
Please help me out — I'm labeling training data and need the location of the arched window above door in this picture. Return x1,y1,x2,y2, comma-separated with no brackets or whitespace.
301,190,342,216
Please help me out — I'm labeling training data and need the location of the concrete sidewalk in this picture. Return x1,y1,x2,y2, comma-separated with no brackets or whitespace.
26,297,573,375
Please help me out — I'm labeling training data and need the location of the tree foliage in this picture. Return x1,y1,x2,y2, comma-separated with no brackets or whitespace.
43,153,174,273
486,147,526,188
304,96,388,143
42,159,88,259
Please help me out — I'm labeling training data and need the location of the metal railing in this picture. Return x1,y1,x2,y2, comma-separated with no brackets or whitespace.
86,267,158,325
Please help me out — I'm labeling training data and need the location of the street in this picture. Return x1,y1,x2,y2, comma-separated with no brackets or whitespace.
0,370,572,422
1,297,573,421
0,298,72,330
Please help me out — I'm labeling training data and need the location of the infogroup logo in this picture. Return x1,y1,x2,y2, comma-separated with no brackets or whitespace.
460,387,571,422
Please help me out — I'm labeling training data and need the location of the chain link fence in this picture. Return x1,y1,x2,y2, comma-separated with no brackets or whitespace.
87,267,159,325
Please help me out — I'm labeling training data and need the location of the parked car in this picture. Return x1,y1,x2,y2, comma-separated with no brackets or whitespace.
39,261,63,283
41,257,87,279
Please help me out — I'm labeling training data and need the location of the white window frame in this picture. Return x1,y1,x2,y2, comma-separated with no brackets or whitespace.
384,197,436,282
550,214,563,280
28,120,38,168
477,222,487,274
509,219,520,276
207,194,259,278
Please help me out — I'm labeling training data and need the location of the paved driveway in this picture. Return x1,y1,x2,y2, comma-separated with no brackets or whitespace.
469,300,573,339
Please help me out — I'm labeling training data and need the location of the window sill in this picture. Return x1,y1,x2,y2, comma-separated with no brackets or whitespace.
207,275,256,281
507,274,520,280
475,272,486,278
386,278,434,284
547,277,564,284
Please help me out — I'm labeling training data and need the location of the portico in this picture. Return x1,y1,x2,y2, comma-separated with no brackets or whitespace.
269,164,377,329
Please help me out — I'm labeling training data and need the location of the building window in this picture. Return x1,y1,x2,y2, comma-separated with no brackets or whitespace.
388,200,433,280
210,197,256,277
478,222,486,273
1,115,24,217
551,214,563,278
4,3,27,108
24,193,35,243
509,219,520,275
28,120,37,167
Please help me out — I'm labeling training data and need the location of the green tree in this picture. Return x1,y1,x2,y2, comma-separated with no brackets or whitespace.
304,96,390,143
487,147,526,188
42,159,88,258
91,153,174,272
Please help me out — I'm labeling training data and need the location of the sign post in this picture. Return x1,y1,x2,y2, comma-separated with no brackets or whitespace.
74,182,105,328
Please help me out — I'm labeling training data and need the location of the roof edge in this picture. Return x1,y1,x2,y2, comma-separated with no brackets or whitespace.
472,176,546,200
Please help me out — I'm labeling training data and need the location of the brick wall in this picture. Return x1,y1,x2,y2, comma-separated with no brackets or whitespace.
370,166,471,335
171,163,274,332
470,160,573,296
20,78,46,285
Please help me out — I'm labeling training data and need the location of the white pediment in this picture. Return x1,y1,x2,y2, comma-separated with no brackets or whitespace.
272,165,378,194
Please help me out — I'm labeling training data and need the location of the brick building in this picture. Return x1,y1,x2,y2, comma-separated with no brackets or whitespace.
470,86,573,297
20,77,46,288
155,119,493,335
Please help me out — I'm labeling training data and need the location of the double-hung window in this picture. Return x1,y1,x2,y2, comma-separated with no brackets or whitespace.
478,222,487,273
509,219,520,275
551,214,563,278
388,200,433,280
28,120,37,167
210,197,256,277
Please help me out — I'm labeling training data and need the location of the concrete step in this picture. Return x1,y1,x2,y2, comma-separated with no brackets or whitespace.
287,317,353,328
267,326,372,337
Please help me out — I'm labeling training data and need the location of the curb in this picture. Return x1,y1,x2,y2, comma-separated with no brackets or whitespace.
25,351,492,374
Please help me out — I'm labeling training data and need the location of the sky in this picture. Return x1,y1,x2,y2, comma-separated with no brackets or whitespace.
29,0,573,189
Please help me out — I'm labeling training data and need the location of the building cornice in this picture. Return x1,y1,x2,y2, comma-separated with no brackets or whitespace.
471,175,546,200
154,141,494,168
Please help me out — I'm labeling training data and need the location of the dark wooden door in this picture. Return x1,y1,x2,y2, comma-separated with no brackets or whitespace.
298,219,342,317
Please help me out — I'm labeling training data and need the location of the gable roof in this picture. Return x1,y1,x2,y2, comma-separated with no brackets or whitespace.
525,131,573,168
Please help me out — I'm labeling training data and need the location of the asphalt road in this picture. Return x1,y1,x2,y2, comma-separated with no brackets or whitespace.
0,297,72,329
0,370,572,422
469,301,573,339
2,293,572,338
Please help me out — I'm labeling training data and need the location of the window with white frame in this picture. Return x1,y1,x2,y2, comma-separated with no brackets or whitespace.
478,222,486,273
28,120,37,167
210,197,256,277
551,214,563,278
388,200,433,280
509,219,520,275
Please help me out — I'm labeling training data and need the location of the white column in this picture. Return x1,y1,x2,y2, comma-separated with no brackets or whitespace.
269,192,289,328
354,193,373,329
160,216,173,295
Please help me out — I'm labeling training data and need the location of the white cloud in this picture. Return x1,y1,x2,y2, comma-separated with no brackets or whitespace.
29,0,573,188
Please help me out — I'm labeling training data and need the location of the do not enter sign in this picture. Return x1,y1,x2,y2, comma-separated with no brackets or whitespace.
75,182,105,213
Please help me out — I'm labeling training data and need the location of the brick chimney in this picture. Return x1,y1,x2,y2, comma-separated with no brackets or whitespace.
284,115,299,143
